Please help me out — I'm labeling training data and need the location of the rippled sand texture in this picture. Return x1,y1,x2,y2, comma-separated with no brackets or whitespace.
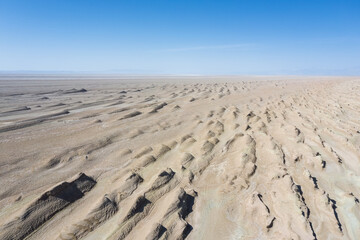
0,76,359,240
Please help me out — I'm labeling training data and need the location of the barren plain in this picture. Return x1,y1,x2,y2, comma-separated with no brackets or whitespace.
0,75,359,240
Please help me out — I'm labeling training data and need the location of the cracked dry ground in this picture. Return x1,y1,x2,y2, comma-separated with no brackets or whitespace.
0,76,360,240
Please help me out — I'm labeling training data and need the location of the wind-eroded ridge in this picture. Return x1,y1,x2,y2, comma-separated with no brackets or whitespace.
0,76,359,239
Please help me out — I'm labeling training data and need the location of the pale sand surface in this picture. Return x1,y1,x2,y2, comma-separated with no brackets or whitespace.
0,75,359,240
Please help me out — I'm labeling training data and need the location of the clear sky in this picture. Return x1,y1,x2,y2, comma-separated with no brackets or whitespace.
0,0,359,75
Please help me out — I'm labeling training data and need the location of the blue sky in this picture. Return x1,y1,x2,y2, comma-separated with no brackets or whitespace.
0,0,359,75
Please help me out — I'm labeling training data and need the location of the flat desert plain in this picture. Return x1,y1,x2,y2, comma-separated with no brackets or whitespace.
0,75,360,240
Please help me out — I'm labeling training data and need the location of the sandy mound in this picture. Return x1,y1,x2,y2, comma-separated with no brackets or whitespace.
0,173,96,240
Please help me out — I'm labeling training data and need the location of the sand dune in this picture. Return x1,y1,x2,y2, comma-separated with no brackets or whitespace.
0,75,360,239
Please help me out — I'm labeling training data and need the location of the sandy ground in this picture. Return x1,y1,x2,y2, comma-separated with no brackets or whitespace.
0,75,359,240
